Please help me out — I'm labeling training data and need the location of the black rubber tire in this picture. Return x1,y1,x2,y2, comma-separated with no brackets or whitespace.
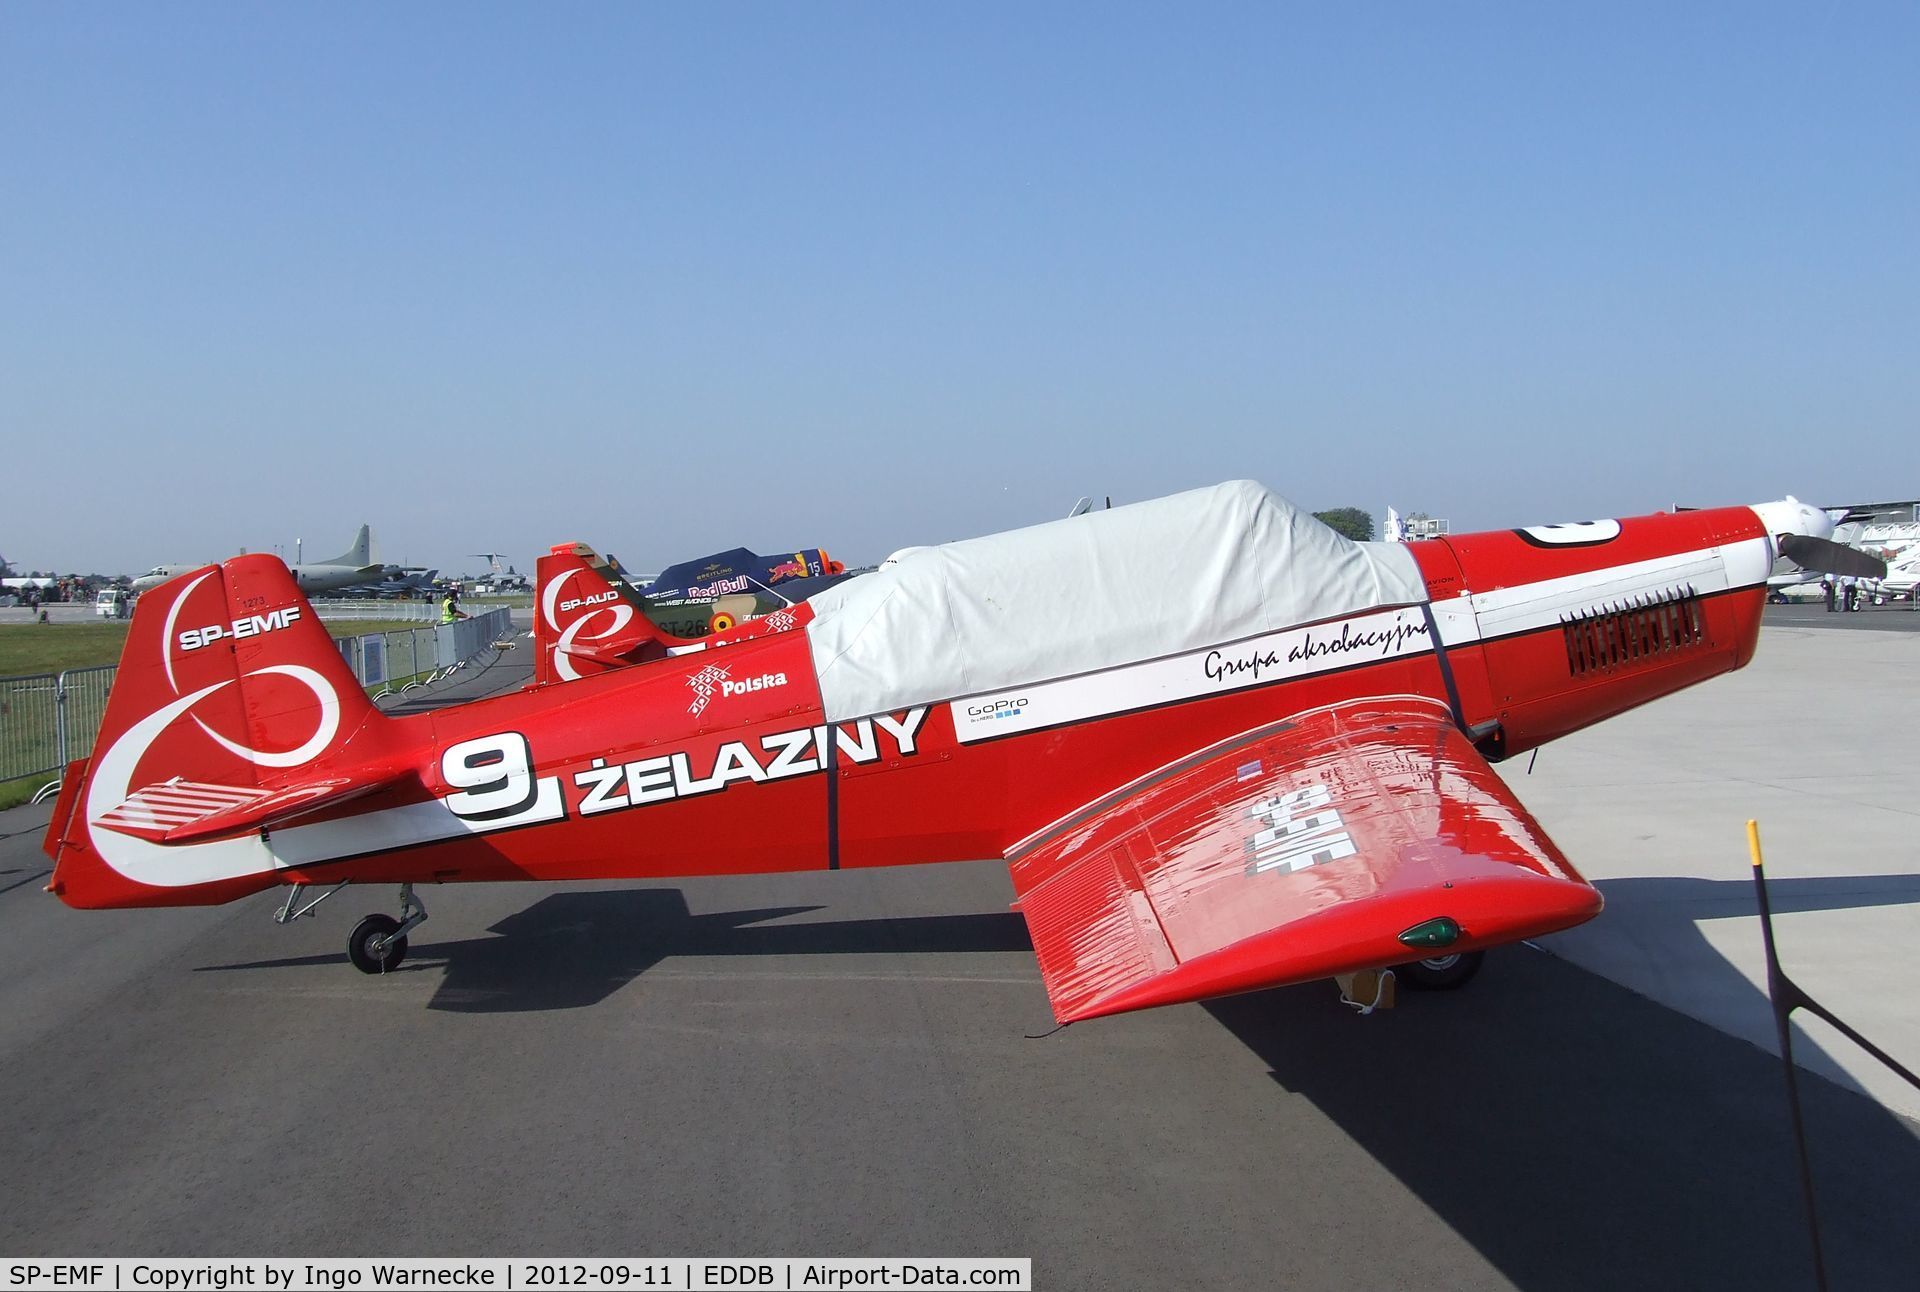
347,914,408,974
1394,949,1485,991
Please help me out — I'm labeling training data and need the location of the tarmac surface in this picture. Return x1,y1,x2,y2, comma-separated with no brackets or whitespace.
1763,599,1920,631
1508,620,1920,1124
2,629,1917,1287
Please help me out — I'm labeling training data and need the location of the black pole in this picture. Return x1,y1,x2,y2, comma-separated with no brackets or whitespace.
1746,821,1829,1292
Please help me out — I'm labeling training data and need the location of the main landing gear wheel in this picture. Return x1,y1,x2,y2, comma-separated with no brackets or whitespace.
345,883,429,975
348,914,407,974
1394,950,1485,990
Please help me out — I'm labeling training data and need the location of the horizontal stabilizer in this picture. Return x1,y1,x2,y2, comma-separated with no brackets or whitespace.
98,772,408,844
560,635,644,666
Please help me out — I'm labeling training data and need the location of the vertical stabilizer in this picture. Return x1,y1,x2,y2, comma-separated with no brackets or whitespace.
534,543,671,684
44,556,402,907
318,524,374,569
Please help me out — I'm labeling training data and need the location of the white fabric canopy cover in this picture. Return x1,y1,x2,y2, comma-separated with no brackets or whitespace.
804,480,1429,721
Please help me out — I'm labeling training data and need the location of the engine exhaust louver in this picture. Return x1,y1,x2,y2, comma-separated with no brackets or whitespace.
1561,585,1704,676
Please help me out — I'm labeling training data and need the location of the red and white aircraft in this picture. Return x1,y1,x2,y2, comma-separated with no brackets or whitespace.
531,541,817,687
42,483,1864,1022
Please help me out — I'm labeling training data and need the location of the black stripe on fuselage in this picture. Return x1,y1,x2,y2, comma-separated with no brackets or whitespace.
824,719,841,870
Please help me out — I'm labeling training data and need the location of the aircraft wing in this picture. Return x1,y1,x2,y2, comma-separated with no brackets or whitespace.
1008,699,1601,1022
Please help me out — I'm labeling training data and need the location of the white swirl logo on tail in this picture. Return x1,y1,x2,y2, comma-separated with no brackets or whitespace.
544,568,635,682
193,664,340,768
84,572,343,886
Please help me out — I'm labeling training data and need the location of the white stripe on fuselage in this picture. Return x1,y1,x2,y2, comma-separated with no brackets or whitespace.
949,604,1439,743
945,536,1771,744
1437,538,1770,641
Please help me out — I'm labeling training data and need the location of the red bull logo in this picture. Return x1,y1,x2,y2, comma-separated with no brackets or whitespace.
686,575,752,598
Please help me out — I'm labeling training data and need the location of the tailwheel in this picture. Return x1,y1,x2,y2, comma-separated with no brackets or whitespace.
346,884,428,974
1394,950,1484,990
348,914,407,974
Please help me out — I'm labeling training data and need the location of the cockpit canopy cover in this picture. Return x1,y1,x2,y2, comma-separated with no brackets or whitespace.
805,480,1428,721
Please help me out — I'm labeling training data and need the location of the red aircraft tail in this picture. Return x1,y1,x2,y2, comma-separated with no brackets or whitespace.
533,542,671,685
44,555,412,908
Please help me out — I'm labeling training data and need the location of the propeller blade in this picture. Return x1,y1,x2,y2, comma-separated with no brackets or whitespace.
1779,534,1888,579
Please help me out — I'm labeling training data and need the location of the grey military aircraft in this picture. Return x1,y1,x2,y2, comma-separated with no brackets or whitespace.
131,525,384,595
345,566,440,598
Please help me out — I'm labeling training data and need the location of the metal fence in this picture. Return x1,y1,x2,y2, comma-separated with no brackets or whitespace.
0,673,61,784
309,599,435,623
332,608,514,696
435,608,515,670
337,625,441,691
1,609,518,794
0,664,118,788
57,665,116,762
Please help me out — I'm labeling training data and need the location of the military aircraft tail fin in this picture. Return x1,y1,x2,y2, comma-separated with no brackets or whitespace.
317,524,374,569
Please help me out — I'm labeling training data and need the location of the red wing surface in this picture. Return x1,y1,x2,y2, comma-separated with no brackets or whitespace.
1008,699,1601,1022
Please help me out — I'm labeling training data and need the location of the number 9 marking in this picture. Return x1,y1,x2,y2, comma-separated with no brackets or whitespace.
1516,520,1622,548
443,731,538,821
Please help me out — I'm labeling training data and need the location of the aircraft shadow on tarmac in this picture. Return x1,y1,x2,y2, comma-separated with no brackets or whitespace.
1598,871,1920,922
190,876,1920,1283
198,887,1034,1013
1587,872,1920,1101
0,866,51,898
1203,872,1920,1292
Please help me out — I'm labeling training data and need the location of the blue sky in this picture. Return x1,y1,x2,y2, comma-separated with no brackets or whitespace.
3,4,1915,575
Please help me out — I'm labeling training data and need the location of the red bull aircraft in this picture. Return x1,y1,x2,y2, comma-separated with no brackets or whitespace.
40,483,1869,1022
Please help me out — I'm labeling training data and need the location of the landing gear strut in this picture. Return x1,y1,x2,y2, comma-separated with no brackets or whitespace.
347,884,429,974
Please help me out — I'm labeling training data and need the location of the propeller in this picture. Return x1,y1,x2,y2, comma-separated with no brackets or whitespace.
1749,496,1887,579
1778,534,1888,580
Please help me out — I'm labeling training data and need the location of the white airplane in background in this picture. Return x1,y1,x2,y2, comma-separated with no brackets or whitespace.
1873,545,1920,600
132,525,384,595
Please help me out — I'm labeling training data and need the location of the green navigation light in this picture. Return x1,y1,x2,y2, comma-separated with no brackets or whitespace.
1398,917,1461,949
